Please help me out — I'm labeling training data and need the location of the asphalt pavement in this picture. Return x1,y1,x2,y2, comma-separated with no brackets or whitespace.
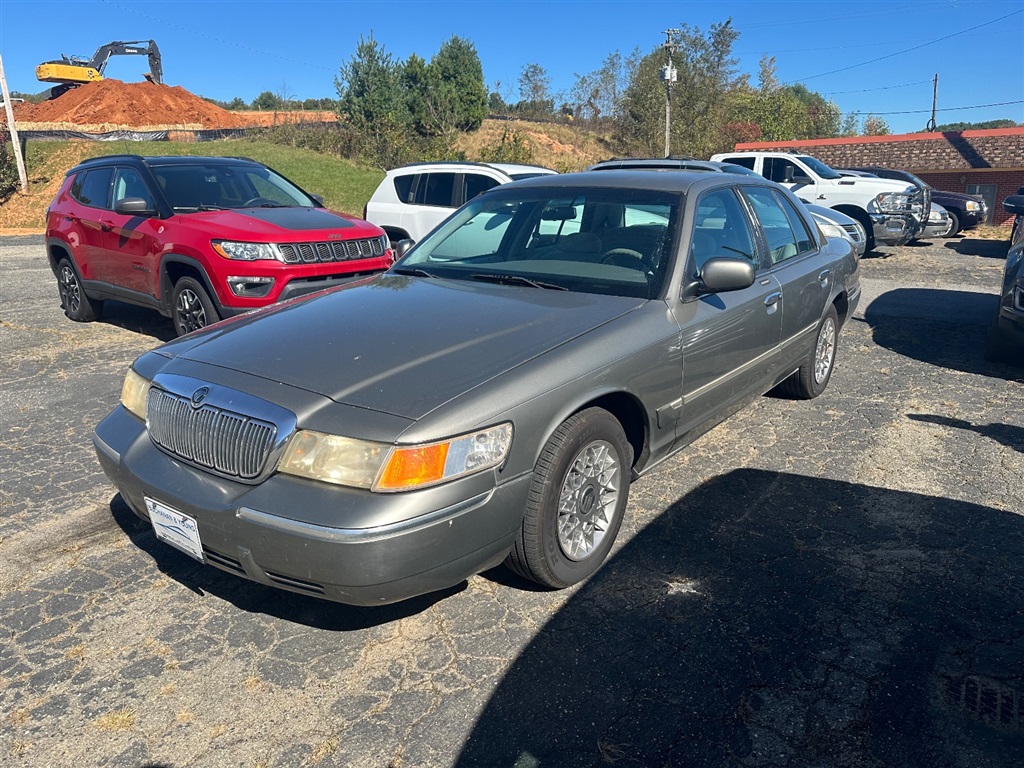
1,233,1022,767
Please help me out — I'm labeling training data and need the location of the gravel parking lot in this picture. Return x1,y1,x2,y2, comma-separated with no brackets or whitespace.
1,233,1022,768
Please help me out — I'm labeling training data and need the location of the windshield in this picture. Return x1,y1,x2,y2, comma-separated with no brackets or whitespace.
796,156,842,180
150,163,316,211
393,186,679,299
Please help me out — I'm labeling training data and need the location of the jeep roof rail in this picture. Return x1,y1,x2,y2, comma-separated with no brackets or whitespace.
390,160,501,171
76,154,146,166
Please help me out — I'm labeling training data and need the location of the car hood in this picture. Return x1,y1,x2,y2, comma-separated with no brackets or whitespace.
173,206,384,240
928,189,985,205
157,275,646,420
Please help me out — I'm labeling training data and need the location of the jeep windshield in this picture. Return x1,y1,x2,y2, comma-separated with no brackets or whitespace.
796,156,843,180
150,163,317,211
392,186,678,300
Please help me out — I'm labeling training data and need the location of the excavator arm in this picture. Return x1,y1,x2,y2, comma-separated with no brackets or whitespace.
36,39,162,91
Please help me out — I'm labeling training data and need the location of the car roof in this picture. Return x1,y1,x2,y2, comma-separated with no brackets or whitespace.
72,154,263,170
387,160,555,176
489,163,558,176
501,169,778,195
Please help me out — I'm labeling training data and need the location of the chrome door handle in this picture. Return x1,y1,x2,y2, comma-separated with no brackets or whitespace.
818,269,831,284
764,292,782,307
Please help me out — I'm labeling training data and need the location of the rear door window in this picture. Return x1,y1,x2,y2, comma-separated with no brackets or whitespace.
73,168,114,209
414,173,457,207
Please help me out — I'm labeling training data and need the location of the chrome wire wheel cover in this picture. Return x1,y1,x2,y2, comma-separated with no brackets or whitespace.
176,288,207,333
814,316,837,384
557,439,622,561
59,265,81,313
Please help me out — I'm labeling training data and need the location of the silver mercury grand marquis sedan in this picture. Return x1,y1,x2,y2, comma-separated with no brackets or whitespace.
94,170,861,605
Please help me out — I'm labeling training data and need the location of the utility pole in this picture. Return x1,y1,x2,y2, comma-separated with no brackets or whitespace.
659,29,679,158
926,73,939,132
0,53,29,194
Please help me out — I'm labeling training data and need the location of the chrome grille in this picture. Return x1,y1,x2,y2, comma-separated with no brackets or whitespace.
146,388,277,479
841,223,864,242
279,235,386,264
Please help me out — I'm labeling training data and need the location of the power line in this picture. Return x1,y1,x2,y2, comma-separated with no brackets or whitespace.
822,80,932,96
845,99,1024,116
794,9,1024,82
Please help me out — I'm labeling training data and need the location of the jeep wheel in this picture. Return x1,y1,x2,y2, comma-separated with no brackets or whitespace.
171,277,220,336
57,258,103,322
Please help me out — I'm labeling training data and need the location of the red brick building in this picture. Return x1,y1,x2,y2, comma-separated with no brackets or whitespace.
736,127,1024,227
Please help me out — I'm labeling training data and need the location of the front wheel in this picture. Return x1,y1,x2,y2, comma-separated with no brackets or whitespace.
780,304,839,399
56,258,103,322
939,210,960,238
171,277,220,336
505,408,632,589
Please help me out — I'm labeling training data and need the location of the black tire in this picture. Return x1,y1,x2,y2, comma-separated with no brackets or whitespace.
939,210,960,238
56,258,103,322
984,307,1011,363
780,304,839,399
505,408,632,589
171,277,220,337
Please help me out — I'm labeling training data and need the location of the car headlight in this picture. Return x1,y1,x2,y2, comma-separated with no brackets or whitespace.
278,423,513,492
966,200,981,212
212,240,282,261
816,220,844,240
120,368,151,420
875,192,910,213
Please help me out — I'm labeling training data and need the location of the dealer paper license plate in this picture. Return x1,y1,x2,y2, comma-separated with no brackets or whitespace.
145,497,205,563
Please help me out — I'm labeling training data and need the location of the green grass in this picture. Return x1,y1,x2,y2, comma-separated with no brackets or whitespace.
24,139,385,217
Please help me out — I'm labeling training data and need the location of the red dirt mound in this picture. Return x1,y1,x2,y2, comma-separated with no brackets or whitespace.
13,80,251,128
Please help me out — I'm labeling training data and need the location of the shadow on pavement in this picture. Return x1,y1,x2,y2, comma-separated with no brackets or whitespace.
907,413,1024,454
457,469,1024,767
97,300,177,343
108,495,464,631
861,287,1023,382
944,238,1009,259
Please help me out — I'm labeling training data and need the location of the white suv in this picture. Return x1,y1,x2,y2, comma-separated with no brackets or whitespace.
365,162,557,244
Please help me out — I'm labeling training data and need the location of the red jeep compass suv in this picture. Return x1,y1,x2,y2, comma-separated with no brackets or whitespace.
46,154,393,336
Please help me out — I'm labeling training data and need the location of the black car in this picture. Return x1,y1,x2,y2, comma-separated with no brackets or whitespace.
847,167,987,237
986,194,1024,363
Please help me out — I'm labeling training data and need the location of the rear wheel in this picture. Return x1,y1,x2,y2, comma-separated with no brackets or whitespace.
505,408,632,589
56,258,103,322
780,305,839,399
171,277,219,336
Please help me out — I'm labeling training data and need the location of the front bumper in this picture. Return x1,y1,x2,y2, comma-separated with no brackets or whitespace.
93,406,530,605
870,212,919,247
218,270,386,318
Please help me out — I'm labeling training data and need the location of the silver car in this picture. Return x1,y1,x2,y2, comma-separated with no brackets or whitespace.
94,171,861,605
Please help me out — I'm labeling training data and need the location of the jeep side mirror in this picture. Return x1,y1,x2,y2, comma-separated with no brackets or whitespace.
114,197,156,217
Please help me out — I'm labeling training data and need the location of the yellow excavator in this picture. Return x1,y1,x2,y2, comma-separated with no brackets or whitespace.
36,40,163,97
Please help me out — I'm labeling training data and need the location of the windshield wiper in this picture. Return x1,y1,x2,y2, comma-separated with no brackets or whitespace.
471,273,567,290
391,267,437,278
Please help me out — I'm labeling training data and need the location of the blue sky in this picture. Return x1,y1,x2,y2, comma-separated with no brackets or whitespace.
1,0,1022,135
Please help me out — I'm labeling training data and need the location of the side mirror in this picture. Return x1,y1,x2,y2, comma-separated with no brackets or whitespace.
114,197,155,217
310,193,325,206
395,239,415,258
1003,195,1024,216
696,257,756,294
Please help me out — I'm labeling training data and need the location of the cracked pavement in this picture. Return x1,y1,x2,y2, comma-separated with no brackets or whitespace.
1,233,1022,767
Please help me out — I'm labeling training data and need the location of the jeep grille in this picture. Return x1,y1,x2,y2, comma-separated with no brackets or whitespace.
279,235,387,264
146,388,277,480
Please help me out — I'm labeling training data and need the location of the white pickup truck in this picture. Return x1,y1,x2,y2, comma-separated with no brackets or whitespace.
710,151,928,250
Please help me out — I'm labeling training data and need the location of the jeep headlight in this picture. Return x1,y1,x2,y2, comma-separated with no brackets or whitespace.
212,240,282,261
120,368,151,420
278,423,513,492
875,192,910,213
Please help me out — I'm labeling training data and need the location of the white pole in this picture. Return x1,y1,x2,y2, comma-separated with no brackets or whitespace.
0,53,29,194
